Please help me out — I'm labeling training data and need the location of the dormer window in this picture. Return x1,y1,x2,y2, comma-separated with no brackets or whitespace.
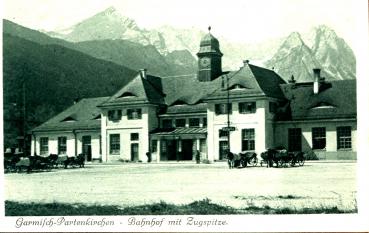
61,116,76,122
108,110,122,121
119,92,136,98
311,102,336,109
230,84,246,90
172,100,187,106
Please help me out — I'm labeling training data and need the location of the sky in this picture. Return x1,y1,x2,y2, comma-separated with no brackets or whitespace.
2,0,359,45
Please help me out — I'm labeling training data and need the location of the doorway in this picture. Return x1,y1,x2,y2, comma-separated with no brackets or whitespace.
131,143,139,161
82,136,92,161
181,139,193,160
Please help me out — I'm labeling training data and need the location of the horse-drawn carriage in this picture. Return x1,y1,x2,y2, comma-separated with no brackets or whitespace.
260,148,305,168
227,151,258,169
4,152,85,173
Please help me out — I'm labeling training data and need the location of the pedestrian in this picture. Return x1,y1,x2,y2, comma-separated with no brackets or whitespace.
146,152,152,163
195,150,200,164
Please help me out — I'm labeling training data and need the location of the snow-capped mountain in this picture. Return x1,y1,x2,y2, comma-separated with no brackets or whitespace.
49,7,355,81
266,26,356,82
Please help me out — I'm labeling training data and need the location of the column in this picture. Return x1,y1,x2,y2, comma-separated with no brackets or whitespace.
156,139,161,162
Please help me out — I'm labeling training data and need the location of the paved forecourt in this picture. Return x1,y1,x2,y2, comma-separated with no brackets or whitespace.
4,162,356,210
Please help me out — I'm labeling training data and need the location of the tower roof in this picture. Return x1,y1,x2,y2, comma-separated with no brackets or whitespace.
198,27,222,55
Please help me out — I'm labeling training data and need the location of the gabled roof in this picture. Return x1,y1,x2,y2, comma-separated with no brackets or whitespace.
32,97,109,132
205,63,286,100
279,80,356,120
159,74,222,105
99,72,165,107
99,63,287,114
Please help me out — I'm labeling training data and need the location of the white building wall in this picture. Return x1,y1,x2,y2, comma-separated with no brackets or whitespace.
274,120,357,159
207,98,269,160
32,132,75,156
32,130,101,158
75,131,101,160
101,105,156,162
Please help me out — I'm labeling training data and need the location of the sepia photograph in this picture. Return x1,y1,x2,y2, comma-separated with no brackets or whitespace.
1,0,369,231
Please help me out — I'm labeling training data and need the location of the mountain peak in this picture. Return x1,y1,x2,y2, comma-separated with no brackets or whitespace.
102,6,118,14
314,25,338,38
282,31,304,48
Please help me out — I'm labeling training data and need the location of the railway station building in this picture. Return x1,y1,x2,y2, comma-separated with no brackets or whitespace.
30,31,357,162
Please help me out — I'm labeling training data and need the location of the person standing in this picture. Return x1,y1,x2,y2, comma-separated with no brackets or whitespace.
195,150,200,164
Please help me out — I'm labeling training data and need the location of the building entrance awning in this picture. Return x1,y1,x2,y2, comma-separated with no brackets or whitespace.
150,128,207,140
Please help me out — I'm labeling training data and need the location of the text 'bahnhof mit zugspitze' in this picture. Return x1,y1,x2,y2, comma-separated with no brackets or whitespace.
30,29,356,163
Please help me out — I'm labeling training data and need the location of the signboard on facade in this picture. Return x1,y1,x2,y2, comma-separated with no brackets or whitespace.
222,126,236,131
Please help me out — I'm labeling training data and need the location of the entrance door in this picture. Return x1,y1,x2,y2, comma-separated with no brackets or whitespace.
82,136,92,161
181,140,193,160
167,140,177,160
219,141,229,160
131,143,139,161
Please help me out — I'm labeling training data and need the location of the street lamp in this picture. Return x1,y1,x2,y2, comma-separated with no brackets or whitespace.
221,75,231,154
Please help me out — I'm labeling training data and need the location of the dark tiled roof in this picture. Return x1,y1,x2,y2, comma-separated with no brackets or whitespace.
279,80,356,120
32,97,109,132
100,73,165,107
100,63,287,114
160,74,222,105
165,103,207,114
205,63,286,100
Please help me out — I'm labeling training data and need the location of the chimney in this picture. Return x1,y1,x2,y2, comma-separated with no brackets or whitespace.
288,75,296,84
313,68,321,94
139,69,147,79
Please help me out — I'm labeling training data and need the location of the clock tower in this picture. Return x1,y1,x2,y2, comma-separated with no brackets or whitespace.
197,27,223,82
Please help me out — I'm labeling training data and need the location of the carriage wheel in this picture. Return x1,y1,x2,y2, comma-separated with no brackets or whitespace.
289,159,295,167
298,158,305,166
251,157,258,167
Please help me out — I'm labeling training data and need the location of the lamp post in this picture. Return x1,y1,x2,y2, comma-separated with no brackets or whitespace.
222,75,232,156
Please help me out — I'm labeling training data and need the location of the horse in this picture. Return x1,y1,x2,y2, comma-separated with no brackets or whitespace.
227,151,235,169
238,151,258,167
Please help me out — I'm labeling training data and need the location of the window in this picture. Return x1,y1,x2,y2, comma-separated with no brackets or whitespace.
40,137,49,155
215,103,232,115
288,128,302,152
200,139,207,153
202,118,207,127
130,133,139,141
127,108,142,120
108,110,122,121
219,129,229,138
58,137,67,154
162,119,173,128
189,118,200,127
175,119,186,127
312,127,326,150
242,129,255,151
151,140,158,153
239,102,256,114
269,102,277,113
109,134,120,154
337,126,352,149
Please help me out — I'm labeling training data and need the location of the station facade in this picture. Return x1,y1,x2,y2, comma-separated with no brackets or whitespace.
31,31,357,162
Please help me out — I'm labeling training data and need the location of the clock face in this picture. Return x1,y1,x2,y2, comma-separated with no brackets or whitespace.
200,58,210,68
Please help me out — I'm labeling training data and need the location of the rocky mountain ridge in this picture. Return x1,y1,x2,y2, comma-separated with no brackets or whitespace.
49,6,356,82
